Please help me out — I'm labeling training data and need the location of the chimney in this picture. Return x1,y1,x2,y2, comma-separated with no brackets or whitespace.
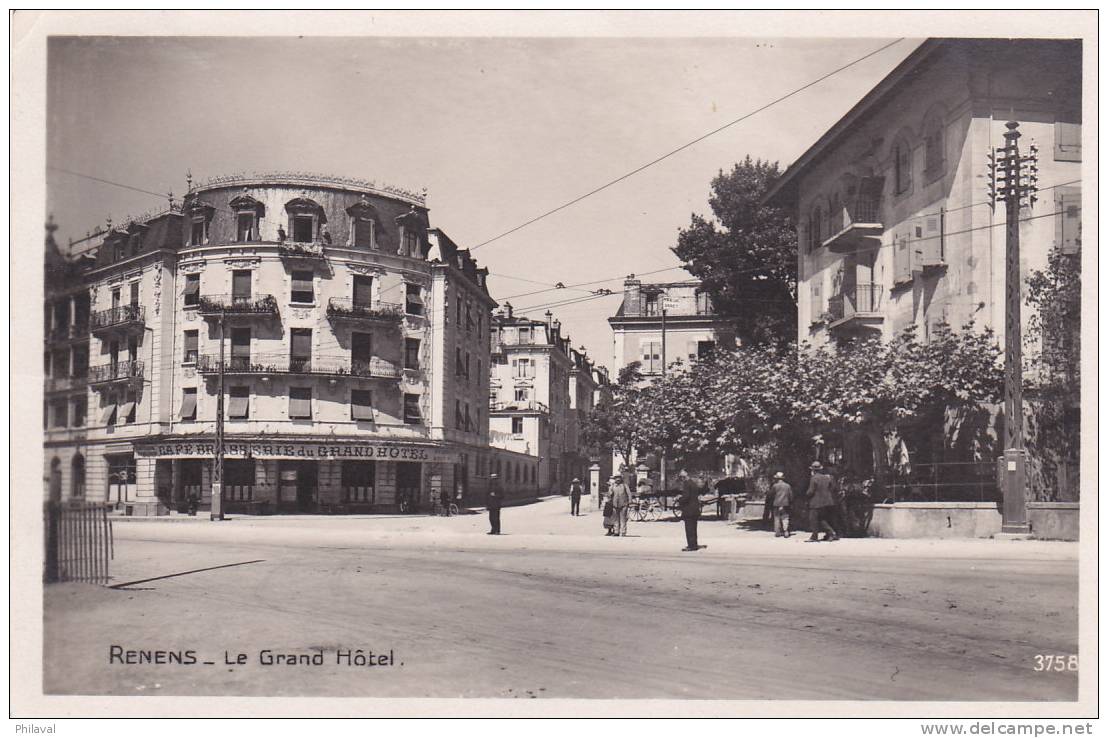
552,318,561,337
504,301,513,319
623,276,641,316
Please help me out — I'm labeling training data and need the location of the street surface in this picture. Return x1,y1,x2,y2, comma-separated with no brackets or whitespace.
44,497,1079,700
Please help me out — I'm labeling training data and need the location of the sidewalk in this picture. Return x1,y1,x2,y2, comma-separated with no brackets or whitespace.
109,495,1078,563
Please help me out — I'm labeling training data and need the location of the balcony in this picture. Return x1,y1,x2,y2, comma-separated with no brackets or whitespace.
326,298,404,326
824,197,883,254
490,399,549,414
827,284,884,332
197,294,280,319
196,353,400,379
88,359,144,387
90,305,145,335
277,241,326,261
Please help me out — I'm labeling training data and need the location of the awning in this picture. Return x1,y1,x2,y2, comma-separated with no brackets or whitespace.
228,394,249,419
184,279,200,296
101,404,117,425
118,401,136,422
178,393,197,420
289,394,312,418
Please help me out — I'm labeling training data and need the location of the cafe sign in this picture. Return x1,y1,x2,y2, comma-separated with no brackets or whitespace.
136,440,457,463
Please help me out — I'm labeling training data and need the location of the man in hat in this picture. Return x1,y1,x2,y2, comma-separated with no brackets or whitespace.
568,477,583,516
805,461,839,542
677,469,705,551
770,471,794,538
608,474,631,536
486,473,503,535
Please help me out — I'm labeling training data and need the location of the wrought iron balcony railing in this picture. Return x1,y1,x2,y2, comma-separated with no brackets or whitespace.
827,283,884,325
277,241,326,260
326,297,404,324
196,353,400,379
824,197,884,253
90,305,145,333
197,294,280,318
88,359,144,385
489,398,550,413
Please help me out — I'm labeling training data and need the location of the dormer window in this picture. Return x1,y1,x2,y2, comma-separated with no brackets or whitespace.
404,229,419,256
184,199,215,246
284,197,324,244
395,207,424,258
346,198,377,249
229,193,265,243
190,218,206,246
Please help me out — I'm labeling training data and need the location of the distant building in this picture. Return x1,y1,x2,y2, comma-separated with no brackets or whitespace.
608,278,737,377
43,217,96,501
488,305,604,493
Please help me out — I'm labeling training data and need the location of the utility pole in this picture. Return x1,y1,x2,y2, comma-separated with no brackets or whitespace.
659,304,668,493
211,308,226,521
987,120,1037,535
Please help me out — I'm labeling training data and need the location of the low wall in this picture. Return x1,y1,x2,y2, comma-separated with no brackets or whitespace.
867,502,1079,540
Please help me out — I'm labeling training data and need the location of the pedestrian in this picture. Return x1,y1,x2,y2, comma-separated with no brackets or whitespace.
602,490,616,536
486,473,503,535
770,471,794,538
569,477,583,516
609,475,630,536
677,469,704,551
440,486,451,517
805,461,839,542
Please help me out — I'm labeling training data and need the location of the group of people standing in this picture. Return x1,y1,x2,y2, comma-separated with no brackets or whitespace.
766,461,841,542
600,470,705,552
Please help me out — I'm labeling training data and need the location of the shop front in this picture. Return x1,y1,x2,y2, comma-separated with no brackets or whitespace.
137,438,460,515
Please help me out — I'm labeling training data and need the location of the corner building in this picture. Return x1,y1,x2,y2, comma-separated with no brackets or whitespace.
83,173,494,514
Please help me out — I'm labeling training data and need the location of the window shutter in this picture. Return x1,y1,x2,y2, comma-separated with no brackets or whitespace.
102,403,118,425
810,278,823,317
919,213,943,264
289,388,312,418
228,390,249,419
894,234,912,283
291,329,312,358
178,391,196,420
1054,121,1081,162
1055,187,1081,254
232,271,252,299
184,276,200,296
353,276,373,307
292,273,313,293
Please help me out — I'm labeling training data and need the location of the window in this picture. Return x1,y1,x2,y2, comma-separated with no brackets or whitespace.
225,459,256,488
1055,121,1081,162
513,357,534,378
115,393,136,425
232,270,252,302
236,213,256,242
403,393,422,425
1055,186,1081,254
695,291,712,315
465,352,471,379
183,330,199,364
51,400,68,428
518,326,532,343
808,207,823,253
130,282,140,307
289,387,312,419
644,294,659,316
353,275,373,308
512,416,524,435
697,340,716,359
111,288,121,310
292,215,314,243
894,138,912,195
290,329,312,372
464,403,473,432
457,300,463,325
230,328,251,370
342,460,376,502
189,218,206,246
127,336,138,362
405,284,423,316
114,243,124,262
404,229,419,257
71,396,87,427
514,387,530,403
351,389,374,421
352,217,375,249
641,341,662,374
228,386,249,420
102,399,118,427
178,385,198,418
405,338,421,370
291,270,314,303
352,332,373,373
130,233,144,254
184,274,201,307
923,116,945,177
455,400,463,429
455,347,465,377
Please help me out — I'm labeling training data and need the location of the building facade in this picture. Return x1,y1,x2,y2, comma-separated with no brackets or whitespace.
488,305,602,494
609,278,737,377
766,39,1081,350
765,38,1082,493
77,172,502,514
43,217,96,502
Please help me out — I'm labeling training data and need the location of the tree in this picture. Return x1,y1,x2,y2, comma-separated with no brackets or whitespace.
671,156,797,346
580,362,648,473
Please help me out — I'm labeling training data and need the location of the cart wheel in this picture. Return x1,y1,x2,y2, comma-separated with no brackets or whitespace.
672,505,683,521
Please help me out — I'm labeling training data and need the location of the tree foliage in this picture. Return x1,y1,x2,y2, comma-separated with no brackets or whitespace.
671,156,797,346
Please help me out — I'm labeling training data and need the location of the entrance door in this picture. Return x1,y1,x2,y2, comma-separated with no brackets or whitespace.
396,462,422,510
279,461,318,512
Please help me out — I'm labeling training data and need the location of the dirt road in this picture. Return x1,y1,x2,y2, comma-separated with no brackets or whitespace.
43,499,1078,701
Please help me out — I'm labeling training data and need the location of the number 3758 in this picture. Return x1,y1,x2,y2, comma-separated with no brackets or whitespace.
1034,654,1078,672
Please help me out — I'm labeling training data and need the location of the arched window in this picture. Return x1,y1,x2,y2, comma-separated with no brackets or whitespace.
808,206,823,252
71,454,85,498
49,457,62,502
183,199,215,246
893,137,913,195
229,193,265,243
346,197,377,249
284,197,324,243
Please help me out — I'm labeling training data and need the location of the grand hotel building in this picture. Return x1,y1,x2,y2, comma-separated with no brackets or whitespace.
70,172,515,514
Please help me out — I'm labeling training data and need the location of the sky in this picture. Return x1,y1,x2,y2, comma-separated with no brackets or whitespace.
47,35,920,368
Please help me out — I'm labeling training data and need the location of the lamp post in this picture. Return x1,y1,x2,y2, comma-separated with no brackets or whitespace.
211,306,226,521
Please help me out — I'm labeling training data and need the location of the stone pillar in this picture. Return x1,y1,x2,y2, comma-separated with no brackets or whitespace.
589,463,601,509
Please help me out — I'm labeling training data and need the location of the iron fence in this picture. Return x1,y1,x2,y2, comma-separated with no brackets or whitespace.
828,283,883,322
90,305,145,331
196,353,400,378
44,501,114,584
326,297,404,323
885,461,1001,503
88,359,144,384
197,294,280,317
